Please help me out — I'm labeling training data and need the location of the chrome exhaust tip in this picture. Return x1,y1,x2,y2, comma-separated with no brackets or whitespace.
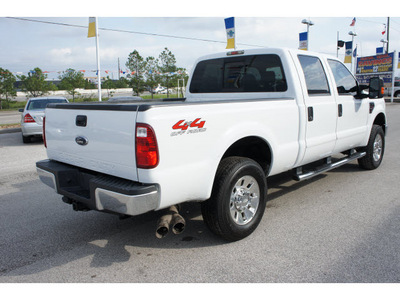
155,205,186,238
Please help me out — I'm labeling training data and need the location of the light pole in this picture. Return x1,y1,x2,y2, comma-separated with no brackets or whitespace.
348,31,357,74
380,39,388,54
302,19,314,50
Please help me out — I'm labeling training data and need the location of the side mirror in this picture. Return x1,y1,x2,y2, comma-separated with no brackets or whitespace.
353,84,369,99
369,77,384,99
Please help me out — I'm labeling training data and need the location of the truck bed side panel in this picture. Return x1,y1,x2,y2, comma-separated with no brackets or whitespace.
136,99,300,209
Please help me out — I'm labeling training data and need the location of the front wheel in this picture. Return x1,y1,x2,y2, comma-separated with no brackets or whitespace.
358,125,385,170
201,157,267,242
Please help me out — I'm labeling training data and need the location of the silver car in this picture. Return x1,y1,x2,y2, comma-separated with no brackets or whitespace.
19,97,68,143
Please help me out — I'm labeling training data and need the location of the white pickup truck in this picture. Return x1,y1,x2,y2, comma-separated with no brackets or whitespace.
36,48,387,241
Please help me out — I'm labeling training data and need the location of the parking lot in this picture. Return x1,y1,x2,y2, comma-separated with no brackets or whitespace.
0,104,399,284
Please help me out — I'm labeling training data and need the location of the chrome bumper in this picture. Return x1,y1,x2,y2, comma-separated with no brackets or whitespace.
36,159,159,216
94,187,159,216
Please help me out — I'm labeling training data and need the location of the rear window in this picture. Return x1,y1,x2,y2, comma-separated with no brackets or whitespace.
189,54,287,93
27,99,68,110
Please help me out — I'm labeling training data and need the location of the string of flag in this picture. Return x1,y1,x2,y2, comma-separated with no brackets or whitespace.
0,69,189,76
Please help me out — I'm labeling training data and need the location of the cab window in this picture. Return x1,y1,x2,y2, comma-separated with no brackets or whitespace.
298,55,330,95
327,59,358,95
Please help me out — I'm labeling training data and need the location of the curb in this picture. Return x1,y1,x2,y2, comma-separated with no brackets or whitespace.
385,98,400,103
0,127,21,134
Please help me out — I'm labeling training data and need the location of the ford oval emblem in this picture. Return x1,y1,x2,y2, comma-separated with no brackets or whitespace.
75,136,89,146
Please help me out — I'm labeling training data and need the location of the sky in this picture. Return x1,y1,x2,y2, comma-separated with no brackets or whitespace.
2,1,400,80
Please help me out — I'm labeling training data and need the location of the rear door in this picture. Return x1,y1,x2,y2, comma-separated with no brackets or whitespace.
296,54,338,165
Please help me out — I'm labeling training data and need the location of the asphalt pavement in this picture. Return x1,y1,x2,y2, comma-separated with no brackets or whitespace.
0,111,21,125
0,104,399,285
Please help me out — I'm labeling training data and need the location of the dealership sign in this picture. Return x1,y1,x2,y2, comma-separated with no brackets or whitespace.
355,53,394,86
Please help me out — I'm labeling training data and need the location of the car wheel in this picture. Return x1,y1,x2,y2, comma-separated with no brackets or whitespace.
358,125,385,170
22,135,31,144
201,157,267,242
394,91,400,98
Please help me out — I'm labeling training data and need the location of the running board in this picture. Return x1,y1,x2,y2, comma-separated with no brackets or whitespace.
292,151,366,181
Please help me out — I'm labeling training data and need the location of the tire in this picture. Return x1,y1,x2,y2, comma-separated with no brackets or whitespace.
358,125,385,170
22,135,31,144
201,157,267,242
394,91,400,98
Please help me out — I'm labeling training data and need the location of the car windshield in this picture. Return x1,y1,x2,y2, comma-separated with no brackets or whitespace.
27,99,67,110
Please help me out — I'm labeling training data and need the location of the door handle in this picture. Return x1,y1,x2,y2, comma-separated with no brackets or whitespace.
338,104,343,117
76,115,87,127
308,107,314,122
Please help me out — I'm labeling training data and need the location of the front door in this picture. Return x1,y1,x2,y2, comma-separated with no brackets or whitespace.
297,54,338,165
326,59,369,153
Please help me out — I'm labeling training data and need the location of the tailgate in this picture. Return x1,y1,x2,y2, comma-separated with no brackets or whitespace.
44,105,139,181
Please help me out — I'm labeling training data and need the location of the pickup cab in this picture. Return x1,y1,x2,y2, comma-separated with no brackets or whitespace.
36,48,387,241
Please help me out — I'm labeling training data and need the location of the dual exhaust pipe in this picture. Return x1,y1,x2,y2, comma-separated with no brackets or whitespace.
156,205,186,238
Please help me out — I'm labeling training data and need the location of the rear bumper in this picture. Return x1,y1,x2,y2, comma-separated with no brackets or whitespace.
21,122,42,136
36,159,160,216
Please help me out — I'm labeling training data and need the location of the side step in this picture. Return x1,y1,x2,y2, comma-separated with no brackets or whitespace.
292,151,366,181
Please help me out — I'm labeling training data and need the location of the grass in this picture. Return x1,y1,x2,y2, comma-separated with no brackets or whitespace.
0,122,20,129
0,101,26,110
142,93,180,100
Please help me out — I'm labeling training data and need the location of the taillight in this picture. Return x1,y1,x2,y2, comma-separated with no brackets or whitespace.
24,113,35,123
43,116,47,148
136,123,159,169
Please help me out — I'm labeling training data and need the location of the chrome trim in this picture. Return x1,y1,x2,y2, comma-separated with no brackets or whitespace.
75,136,89,146
230,175,260,225
294,152,366,181
36,167,57,192
95,188,159,216
373,134,383,162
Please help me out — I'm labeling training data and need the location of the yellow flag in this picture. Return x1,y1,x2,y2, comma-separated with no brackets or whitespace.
225,17,235,49
88,17,96,38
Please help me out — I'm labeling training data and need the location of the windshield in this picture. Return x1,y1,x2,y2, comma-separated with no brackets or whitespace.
27,99,68,110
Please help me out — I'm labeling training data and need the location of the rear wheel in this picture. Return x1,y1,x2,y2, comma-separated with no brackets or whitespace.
358,125,385,170
22,135,31,143
201,157,267,242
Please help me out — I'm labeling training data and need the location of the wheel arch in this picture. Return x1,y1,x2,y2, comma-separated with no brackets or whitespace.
221,136,273,176
373,112,387,134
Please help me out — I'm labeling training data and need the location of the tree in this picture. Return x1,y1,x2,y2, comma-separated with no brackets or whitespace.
174,67,189,98
144,56,161,99
102,77,115,98
84,79,96,89
126,50,146,96
158,47,177,97
115,77,129,89
58,69,86,102
18,67,51,98
0,68,17,109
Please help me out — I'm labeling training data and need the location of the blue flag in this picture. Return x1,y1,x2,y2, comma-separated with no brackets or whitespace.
344,41,352,63
299,32,308,50
224,17,235,49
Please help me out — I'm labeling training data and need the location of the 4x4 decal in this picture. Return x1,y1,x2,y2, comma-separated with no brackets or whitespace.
171,118,207,136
